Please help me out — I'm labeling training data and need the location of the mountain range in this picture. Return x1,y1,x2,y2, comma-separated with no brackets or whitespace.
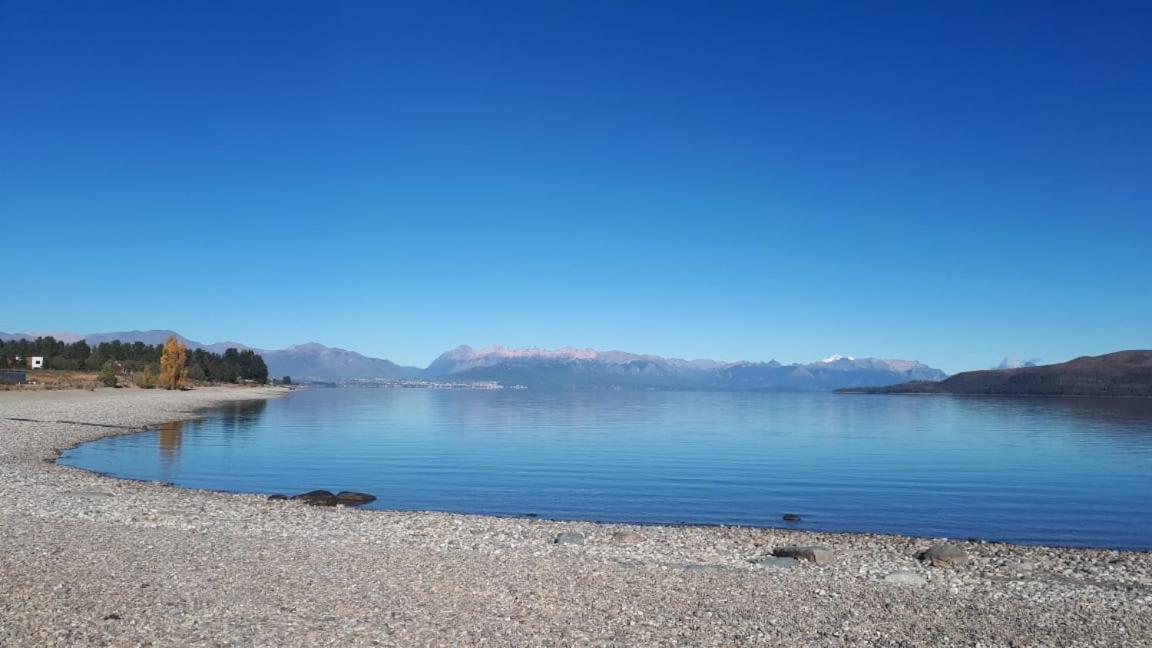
840,351,1152,397
0,330,947,391
425,345,946,391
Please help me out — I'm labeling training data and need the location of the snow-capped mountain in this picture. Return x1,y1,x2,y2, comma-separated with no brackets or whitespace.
423,344,946,391
996,356,1044,370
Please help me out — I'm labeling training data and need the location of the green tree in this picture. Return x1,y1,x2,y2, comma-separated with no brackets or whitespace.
97,364,117,388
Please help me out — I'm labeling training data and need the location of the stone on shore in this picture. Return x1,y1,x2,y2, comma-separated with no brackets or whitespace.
554,532,586,545
335,491,376,506
772,545,835,565
884,571,928,586
918,543,969,568
610,531,646,544
291,490,339,506
751,556,800,569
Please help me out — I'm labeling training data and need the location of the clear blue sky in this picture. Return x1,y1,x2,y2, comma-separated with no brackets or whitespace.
2,1,1149,373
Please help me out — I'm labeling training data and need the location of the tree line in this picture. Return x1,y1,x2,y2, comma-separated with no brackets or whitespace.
0,336,268,384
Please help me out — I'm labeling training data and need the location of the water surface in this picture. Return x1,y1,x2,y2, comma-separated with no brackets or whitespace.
59,388,1152,548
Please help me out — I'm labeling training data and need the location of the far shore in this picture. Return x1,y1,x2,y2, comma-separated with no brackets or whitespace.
1,387,1149,645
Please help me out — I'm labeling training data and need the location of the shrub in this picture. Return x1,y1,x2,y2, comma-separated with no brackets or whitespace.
97,365,118,388
134,367,156,389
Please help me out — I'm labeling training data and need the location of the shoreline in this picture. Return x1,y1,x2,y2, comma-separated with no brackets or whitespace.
52,388,1148,553
1,388,1150,645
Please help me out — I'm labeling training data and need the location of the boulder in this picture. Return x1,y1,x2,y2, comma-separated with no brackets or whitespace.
782,513,802,522
917,543,969,568
290,490,338,506
267,494,288,501
335,491,377,506
771,545,834,565
750,556,799,569
553,532,586,545
610,531,646,545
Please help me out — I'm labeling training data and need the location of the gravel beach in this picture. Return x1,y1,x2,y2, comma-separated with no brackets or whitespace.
1,388,1149,646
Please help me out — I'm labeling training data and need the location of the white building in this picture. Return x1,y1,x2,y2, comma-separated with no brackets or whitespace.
29,356,44,369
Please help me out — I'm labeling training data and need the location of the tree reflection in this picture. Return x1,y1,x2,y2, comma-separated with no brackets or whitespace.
158,420,184,461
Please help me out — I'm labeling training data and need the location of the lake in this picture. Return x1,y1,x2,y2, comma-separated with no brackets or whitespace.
58,388,1152,549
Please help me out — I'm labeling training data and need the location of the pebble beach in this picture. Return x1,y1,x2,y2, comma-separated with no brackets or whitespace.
1,387,1149,646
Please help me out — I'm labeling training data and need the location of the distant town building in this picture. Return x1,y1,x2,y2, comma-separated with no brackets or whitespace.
28,356,44,370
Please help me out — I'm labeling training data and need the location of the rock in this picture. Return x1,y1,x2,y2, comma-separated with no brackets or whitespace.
772,545,834,565
553,532,585,545
290,490,338,506
610,531,646,545
883,571,928,586
1004,560,1037,574
680,564,724,573
750,556,799,569
782,513,802,522
918,543,969,568
267,494,288,501
335,491,376,506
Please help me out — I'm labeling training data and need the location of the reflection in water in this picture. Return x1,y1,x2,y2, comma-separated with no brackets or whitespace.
59,389,1152,549
184,399,270,436
158,420,184,461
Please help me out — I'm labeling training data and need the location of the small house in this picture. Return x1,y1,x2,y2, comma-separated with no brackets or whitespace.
28,356,44,370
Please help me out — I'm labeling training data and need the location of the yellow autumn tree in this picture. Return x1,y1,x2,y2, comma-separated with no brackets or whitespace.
158,336,189,390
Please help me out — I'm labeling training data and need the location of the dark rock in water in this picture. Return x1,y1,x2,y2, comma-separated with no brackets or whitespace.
290,490,338,506
267,494,288,501
772,545,835,565
335,491,376,506
782,513,802,522
917,542,969,568
750,556,800,569
553,532,586,545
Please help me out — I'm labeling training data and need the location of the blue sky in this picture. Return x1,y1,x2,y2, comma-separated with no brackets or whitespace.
2,1,1149,373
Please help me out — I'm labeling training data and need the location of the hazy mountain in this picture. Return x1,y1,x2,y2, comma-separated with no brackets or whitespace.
841,351,1152,397
0,332,37,342
0,330,415,381
424,345,946,391
261,343,421,381
0,329,240,351
81,329,204,348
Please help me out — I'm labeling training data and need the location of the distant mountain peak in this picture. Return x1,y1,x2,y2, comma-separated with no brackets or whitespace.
820,354,855,363
996,356,1044,370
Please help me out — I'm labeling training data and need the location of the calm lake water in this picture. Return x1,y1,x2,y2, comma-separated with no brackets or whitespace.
59,388,1152,549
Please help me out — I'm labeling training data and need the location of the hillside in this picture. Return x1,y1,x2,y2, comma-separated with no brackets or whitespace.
839,351,1152,397
261,343,421,381
0,331,419,382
